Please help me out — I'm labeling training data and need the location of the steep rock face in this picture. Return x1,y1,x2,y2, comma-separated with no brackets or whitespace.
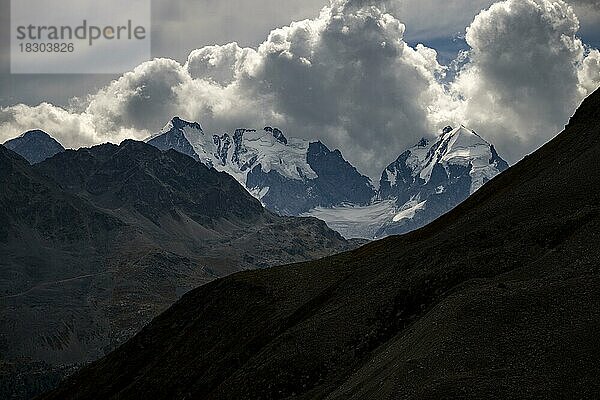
38,89,600,400
247,141,375,215
0,141,353,400
306,142,375,206
3,130,65,164
147,119,376,215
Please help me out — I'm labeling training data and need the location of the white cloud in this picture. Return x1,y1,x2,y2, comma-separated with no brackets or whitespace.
569,0,600,27
449,0,600,161
579,48,600,94
0,102,147,148
1,0,599,178
238,1,449,175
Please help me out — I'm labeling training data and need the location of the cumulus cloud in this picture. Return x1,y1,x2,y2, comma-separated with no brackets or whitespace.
242,0,449,171
579,49,600,93
1,0,599,178
0,103,147,148
85,58,188,133
449,0,600,161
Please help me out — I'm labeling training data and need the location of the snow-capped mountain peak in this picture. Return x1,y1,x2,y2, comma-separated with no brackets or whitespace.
308,124,509,239
419,125,508,193
148,119,316,182
380,125,508,199
376,124,509,233
147,119,375,215
146,117,203,142
146,117,204,162
210,126,318,183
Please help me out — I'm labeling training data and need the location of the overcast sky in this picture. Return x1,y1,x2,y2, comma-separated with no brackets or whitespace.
1,0,599,178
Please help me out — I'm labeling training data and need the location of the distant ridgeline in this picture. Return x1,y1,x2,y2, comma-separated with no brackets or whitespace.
0,139,353,400
3,118,508,239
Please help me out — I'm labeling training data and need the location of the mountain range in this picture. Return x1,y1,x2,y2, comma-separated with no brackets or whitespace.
0,140,353,399
4,119,508,240
1,107,510,399
146,117,376,216
304,125,509,237
37,88,600,400
146,118,509,238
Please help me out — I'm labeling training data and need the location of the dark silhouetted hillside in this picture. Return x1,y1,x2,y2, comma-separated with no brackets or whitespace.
39,89,600,400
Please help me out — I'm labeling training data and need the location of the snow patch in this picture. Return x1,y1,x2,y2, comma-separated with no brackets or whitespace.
393,199,427,222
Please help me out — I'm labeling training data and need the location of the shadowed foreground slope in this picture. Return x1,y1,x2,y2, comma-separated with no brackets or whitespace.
41,89,600,399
